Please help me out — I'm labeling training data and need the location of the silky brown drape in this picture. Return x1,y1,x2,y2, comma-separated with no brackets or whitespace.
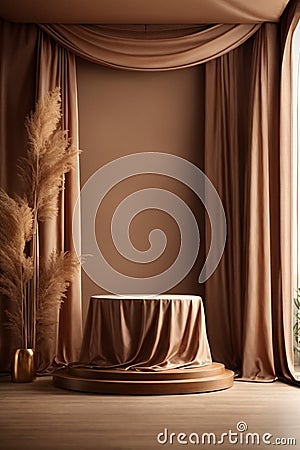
0,21,38,372
79,296,212,371
205,3,300,383
0,20,82,373
39,23,260,71
275,0,300,383
204,44,246,375
35,30,82,373
204,24,279,381
0,0,299,383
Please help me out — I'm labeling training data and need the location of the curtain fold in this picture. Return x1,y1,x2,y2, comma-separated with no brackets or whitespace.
204,46,244,373
39,23,261,71
0,20,82,373
204,10,300,384
242,24,279,381
275,0,300,383
35,30,82,373
0,20,38,372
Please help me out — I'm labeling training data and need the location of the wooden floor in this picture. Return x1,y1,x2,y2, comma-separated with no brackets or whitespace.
0,375,300,449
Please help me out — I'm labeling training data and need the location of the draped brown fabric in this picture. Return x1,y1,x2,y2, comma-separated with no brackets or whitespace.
79,296,212,371
39,24,260,71
0,20,82,373
0,1,300,384
275,0,300,383
204,25,279,381
242,24,280,380
0,21,38,372
204,45,246,374
204,4,300,383
35,30,82,373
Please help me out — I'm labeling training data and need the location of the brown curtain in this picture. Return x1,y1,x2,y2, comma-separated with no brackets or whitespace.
204,24,279,381
39,23,260,71
0,20,82,373
35,30,82,373
0,21,38,372
205,2,300,384
275,0,300,383
204,43,246,375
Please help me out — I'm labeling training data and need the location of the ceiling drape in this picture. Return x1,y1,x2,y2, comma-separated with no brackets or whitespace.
39,23,261,71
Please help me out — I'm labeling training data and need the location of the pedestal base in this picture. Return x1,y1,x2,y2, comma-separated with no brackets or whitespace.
53,362,234,395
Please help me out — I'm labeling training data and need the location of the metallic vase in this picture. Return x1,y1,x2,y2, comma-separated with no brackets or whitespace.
12,348,36,383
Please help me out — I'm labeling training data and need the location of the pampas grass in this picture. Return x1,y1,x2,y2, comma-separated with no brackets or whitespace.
0,191,33,344
0,88,80,351
20,88,79,221
37,251,79,344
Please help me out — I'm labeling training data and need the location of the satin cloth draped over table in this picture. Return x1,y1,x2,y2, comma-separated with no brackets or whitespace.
78,295,212,371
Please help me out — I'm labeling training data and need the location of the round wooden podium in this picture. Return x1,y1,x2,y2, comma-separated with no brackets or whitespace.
53,362,234,395
53,295,234,394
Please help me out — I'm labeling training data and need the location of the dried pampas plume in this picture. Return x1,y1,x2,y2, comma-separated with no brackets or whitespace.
20,87,80,220
0,191,33,342
37,251,80,344
0,87,81,350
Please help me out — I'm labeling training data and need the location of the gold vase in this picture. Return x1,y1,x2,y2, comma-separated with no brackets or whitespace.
11,348,36,383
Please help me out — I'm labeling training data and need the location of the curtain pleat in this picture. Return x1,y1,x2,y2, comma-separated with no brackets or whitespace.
0,21,82,373
275,0,300,384
0,21,38,372
35,30,82,373
242,24,279,381
204,48,244,373
204,15,300,384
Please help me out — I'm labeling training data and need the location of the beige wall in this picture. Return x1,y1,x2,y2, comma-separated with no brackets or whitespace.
76,58,206,320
